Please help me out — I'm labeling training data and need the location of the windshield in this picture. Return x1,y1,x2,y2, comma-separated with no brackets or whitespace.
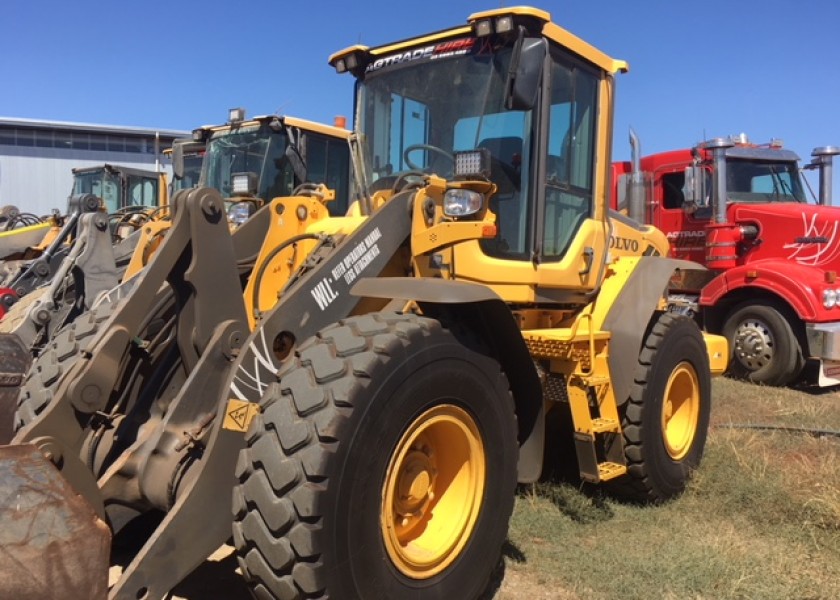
74,169,120,212
201,125,290,200
726,159,805,203
358,41,530,192
358,40,540,258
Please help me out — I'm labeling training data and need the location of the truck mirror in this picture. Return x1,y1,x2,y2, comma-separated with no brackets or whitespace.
505,34,547,111
682,165,706,211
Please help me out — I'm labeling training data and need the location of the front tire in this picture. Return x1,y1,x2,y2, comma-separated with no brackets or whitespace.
612,312,711,502
233,312,518,599
722,300,804,387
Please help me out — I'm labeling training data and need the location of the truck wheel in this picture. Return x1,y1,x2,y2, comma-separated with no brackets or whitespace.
233,313,518,600
722,301,803,387
611,312,711,502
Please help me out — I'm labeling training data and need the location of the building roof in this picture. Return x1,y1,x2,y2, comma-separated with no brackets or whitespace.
0,116,189,139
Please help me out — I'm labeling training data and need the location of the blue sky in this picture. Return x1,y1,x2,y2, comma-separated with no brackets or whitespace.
3,0,839,193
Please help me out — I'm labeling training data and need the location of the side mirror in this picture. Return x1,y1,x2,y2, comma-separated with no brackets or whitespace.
682,165,706,212
172,143,184,180
505,31,547,111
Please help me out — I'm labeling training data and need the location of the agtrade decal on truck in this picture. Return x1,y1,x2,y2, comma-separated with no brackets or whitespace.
667,230,706,250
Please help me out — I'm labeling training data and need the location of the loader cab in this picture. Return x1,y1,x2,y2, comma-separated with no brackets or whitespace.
194,114,352,221
71,164,162,213
333,7,666,304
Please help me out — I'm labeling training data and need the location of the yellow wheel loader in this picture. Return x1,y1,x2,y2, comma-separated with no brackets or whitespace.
2,7,726,600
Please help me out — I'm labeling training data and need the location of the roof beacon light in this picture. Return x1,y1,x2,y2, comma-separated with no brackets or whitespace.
228,107,246,124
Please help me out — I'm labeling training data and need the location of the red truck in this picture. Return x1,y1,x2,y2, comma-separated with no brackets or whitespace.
612,132,840,387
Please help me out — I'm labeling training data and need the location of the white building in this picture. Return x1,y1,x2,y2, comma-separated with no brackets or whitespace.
0,117,189,215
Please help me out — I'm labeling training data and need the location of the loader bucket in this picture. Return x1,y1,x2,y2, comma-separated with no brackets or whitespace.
0,444,110,600
0,333,31,444
0,221,51,261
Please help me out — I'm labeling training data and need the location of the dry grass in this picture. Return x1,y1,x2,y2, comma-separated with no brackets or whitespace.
494,377,840,599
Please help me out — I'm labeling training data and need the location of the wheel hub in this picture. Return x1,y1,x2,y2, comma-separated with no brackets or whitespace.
661,362,700,460
381,404,485,579
733,319,774,370
395,448,436,530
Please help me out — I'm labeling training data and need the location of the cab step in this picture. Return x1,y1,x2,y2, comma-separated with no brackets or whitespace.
596,461,627,481
591,417,621,433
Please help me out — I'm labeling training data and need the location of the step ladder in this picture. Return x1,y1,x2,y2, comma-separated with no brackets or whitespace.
523,315,627,483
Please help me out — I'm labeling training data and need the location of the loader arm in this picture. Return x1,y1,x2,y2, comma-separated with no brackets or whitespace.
12,188,251,513
0,211,121,444
105,187,413,600
8,186,412,599
7,194,101,297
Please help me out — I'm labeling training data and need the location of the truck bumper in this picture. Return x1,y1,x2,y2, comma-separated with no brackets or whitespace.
805,322,840,386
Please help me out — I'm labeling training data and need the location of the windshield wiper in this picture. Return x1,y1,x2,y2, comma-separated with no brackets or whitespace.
768,165,795,199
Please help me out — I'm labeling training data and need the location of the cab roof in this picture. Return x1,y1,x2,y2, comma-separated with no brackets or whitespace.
329,6,628,76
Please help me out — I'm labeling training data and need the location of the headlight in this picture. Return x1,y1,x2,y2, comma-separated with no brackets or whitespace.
824,288,837,309
228,201,254,227
443,189,483,217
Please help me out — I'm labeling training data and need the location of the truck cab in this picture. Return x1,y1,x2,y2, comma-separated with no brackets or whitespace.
613,135,840,386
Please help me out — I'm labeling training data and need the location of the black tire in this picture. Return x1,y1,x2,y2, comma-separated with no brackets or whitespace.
14,299,117,432
611,312,711,502
233,312,518,600
14,288,175,447
722,300,804,387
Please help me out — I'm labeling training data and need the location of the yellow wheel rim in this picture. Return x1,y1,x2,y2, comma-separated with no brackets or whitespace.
661,361,701,460
381,404,485,579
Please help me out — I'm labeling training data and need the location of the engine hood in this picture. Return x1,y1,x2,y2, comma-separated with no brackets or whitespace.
730,202,840,269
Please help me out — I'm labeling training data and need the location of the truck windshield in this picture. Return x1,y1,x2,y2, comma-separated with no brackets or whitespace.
357,40,531,198
74,169,120,213
201,125,290,200
726,159,805,203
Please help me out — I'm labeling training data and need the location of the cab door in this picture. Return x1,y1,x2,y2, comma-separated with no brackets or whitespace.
654,167,709,264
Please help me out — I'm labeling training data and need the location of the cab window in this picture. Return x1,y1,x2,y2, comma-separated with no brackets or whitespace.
542,56,598,260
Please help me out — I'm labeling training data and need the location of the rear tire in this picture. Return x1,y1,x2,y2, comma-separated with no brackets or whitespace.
233,312,518,599
722,301,804,387
611,312,711,502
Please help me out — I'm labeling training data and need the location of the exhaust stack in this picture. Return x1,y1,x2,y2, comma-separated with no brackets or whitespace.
811,146,840,206
704,137,735,224
627,127,646,223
